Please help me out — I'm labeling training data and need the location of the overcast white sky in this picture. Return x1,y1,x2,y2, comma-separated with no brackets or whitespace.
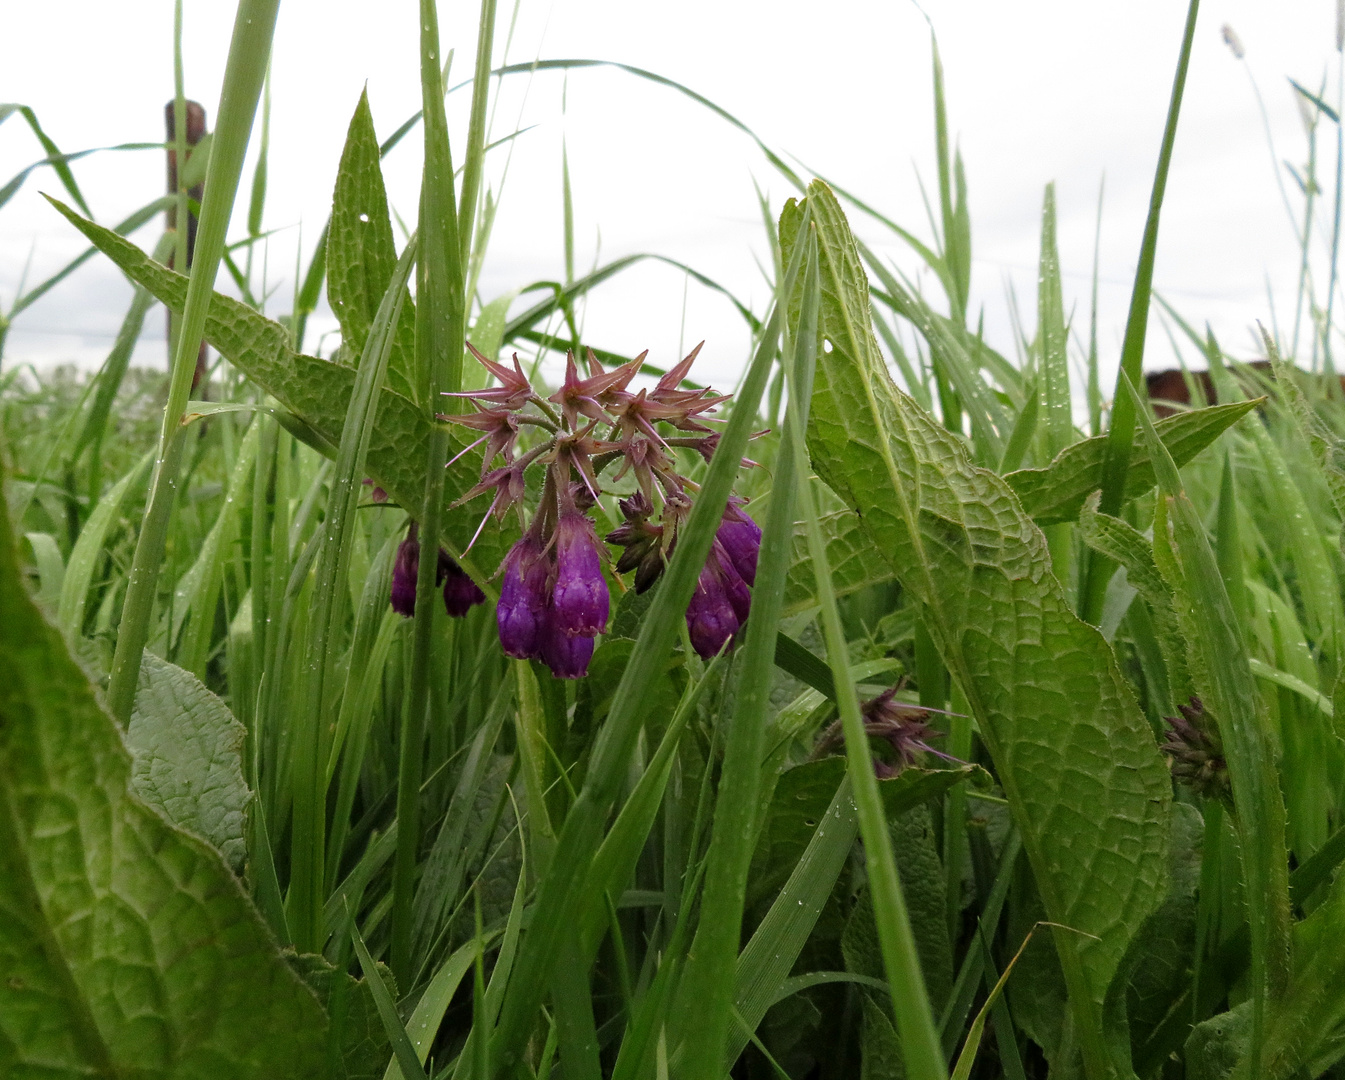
2,1,1341,394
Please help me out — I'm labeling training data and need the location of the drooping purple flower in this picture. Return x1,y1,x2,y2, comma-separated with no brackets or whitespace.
497,534,551,659
551,510,609,637
541,623,596,679
442,555,486,617
391,531,421,617
686,545,742,659
716,499,761,586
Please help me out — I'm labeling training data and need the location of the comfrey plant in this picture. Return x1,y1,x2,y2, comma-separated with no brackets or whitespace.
426,341,762,678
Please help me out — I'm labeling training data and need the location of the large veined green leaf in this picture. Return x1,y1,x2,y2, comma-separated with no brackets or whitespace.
327,89,418,404
784,181,1172,1080
0,489,327,1077
128,652,251,874
42,196,508,581
1004,400,1258,525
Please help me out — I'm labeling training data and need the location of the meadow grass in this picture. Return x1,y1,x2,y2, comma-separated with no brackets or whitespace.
7,2,1345,1079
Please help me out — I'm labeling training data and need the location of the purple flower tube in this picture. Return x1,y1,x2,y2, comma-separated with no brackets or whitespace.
716,499,761,586
497,534,551,659
441,554,486,617
551,510,610,637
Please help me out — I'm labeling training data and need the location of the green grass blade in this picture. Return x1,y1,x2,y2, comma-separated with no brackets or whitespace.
102,0,282,727
1038,184,1070,458
391,0,474,982
57,451,151,639
668,207,818,1080
351,906,430,1080
1084,0,1201,621
289,238,416,952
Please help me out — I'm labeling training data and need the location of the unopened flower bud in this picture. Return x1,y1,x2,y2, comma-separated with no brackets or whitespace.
497,535,551,659
552,511,610,637
1162,697,1230,799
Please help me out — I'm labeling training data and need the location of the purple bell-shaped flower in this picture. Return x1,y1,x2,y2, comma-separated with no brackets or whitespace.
442,556,486,617
551,510,610,637
391,530,421,617
497,534,551,659
686,542,744,659
716,499,761,586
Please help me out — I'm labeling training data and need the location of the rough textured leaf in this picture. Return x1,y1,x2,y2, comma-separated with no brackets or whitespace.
327,90,418,403
783,509,892,615
43,197,508,580
1004,400,1258,525
290,953,393,1080
785,181,1171,1080
128,651,251,873
0,492,327,1078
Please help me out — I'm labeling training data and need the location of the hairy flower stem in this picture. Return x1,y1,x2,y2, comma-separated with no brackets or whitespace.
106,0,281,726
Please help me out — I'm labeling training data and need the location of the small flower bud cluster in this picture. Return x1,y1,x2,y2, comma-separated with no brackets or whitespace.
1161,697,1230,800
442,342,761,676
813,687,952,778
389,523,486,619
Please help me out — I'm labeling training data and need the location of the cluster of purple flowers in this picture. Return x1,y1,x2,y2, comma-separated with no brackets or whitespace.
390,521,487,619
407,341,762,678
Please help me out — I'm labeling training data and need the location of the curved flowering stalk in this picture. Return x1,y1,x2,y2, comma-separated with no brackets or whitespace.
440,341,763,676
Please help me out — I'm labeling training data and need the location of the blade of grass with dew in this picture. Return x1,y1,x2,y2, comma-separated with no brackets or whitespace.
57,451,151,639
289,238,416,952
100,0,281,727
485,202,813,1078
728,766,977,1070
350,906,430,1080
1122,372,1292,1075
575,649,724,963
668,191,818,1080
786,180,1172,1080
390,0,486,983
411,678,510,960
170,418,260,677
783,222,947,1080
1082,0,1201,623
326,545,402,883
